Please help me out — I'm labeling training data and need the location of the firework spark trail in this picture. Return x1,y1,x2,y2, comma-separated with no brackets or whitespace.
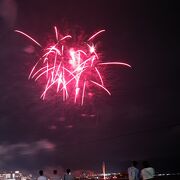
54,26,58,41
98,62,131,68
81,81,86,106
95,67,104,86
15,27,131,105
88,29,106,41
14,30,42,47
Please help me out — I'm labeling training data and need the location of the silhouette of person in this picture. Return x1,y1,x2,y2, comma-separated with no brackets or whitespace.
63,169,74,180
51,170,61,180
128,161,139,180
37,170,47,180
141,161,155,179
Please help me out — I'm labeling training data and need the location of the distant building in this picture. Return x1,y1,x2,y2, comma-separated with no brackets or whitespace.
0,171,31,180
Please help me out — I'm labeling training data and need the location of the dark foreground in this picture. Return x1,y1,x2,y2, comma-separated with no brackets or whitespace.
126,176,179,180
83,175,180,180
87,175,180,180
154,176,180,180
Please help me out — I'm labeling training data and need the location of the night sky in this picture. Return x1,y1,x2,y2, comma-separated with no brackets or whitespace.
0,0,179,174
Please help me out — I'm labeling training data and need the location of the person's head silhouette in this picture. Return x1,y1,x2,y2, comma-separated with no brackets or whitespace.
142,161,150,168
131,160,138,167
66,169,71,174
39,170,44,176
53,170,57,175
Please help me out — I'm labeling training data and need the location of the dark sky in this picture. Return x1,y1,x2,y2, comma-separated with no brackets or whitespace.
0,0,179,174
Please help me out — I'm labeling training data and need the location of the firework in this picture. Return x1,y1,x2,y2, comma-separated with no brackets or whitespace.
15,27,131,105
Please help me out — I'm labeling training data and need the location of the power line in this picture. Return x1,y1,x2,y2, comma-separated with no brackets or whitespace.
62,123,180,146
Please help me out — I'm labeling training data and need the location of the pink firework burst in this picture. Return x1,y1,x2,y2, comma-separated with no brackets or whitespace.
15,27,131,106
